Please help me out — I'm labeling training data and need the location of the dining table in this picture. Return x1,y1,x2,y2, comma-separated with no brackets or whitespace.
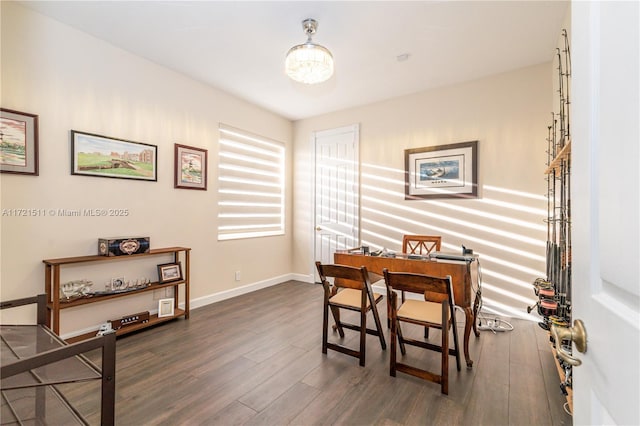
334,250,481,368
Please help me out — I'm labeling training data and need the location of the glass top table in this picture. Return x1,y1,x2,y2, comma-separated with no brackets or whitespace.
1,324,106,425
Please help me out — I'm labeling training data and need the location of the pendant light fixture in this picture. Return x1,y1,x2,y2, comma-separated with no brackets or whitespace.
285,18,334,84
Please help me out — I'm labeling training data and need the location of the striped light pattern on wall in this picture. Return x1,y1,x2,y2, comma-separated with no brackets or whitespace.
218,125,285,240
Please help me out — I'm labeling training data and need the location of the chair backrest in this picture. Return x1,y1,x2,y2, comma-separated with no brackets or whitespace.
383,269,454,319
383,269,449,299
402,235,442,255
315,262,371,291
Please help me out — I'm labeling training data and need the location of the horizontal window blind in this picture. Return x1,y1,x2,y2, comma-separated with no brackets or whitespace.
218,125,285,240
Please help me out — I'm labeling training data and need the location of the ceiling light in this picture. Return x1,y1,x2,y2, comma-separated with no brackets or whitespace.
285,19,334,84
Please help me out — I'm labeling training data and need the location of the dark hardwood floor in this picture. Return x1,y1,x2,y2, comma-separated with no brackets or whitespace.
64,280,572,425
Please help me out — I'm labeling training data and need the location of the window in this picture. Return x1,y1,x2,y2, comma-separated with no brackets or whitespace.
217,124,285,240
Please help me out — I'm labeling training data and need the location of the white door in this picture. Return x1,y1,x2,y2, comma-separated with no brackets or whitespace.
572,2,639,424
314,125,360,267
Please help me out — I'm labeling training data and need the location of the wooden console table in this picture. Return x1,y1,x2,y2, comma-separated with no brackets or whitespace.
43,247,190,342
334,251,480,368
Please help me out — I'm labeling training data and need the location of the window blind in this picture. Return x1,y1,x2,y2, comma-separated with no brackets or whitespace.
218,124,285,240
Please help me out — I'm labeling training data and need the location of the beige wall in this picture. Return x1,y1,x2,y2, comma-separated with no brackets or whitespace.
0,2,293,334
2,1,555,332
293,63,552,319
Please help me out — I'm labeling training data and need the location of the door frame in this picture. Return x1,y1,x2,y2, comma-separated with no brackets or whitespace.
311,124,361,278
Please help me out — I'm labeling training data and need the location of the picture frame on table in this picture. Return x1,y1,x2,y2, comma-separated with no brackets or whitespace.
174,143,207,190
157,262,182,283
157,298,175,318
404,141,478,200
1,108,39,175
71,130,157,181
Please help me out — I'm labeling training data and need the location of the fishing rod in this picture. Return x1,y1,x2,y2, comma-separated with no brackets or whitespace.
558,159,567,317
563,29,571,141
557,48,566,149
561,28,572,318
545,125,554,281
551,117,559,289
565,158,572,313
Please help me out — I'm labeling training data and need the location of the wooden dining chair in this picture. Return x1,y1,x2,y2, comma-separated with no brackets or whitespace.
315,262,387,366
401,235,443,337
383,268,461,394
402,235,442,256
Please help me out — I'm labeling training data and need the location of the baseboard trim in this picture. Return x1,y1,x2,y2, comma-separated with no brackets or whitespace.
190,273,314,309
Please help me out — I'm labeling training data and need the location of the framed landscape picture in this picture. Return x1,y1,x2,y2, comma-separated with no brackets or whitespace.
405,141,478,199
71,130,157,181
1,108,39,175
174,143,207,190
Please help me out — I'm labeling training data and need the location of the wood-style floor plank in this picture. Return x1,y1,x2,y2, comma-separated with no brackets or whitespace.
67,280,572,425
244,382,320,426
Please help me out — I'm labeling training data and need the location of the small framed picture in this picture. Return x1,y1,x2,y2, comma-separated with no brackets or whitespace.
158,298,175,318
1,108,39,175
174,143,207,190
111,276,126,290
157,262,182,283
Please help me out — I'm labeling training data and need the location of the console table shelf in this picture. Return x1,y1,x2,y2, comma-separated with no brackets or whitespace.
43,247,190,341
43,247,189,265
57,279,187,309
66,308,186,344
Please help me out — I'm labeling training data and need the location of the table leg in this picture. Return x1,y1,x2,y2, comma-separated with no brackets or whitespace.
473,290,481,337
463,307,474,368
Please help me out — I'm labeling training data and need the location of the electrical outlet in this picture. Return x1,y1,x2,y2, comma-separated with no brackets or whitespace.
235,271,241,281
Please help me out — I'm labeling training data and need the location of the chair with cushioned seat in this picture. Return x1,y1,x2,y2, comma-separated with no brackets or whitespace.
383,268,460,394
315,262,387,366
401,235,443,337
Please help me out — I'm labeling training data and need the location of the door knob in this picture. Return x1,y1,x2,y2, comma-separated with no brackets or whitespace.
551,319,587,366
315,226,322,231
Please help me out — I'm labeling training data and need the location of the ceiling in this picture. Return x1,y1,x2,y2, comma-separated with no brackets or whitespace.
20,1,569,121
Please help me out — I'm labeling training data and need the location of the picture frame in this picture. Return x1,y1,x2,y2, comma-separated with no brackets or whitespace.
157,262,182,283
71,130,157,181
174,143,207,190
1,108,39,175
111,276,126,291
157,298,175,318
404,141,478,200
